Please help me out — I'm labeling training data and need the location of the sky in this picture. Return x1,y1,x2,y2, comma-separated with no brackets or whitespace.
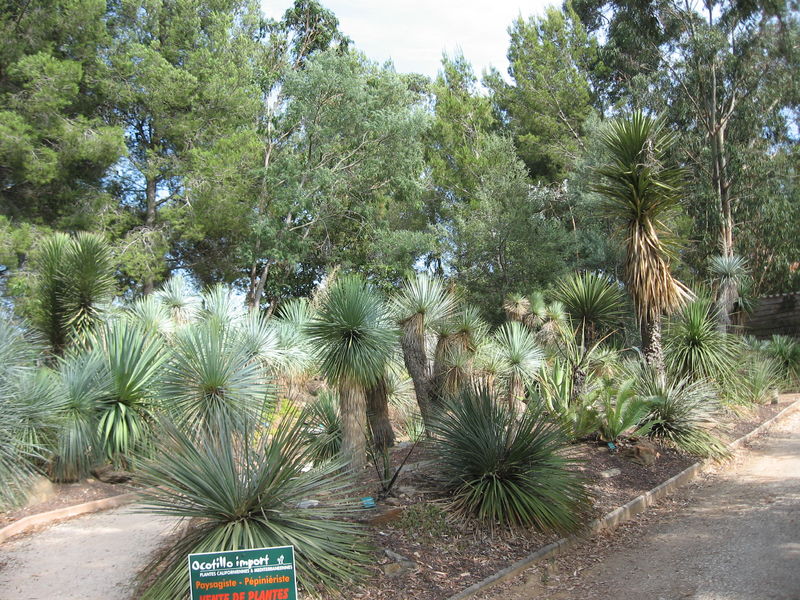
262,0,556,79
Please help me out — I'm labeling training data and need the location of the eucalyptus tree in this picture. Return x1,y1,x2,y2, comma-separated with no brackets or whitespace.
305,276,397,469
593,112,691,372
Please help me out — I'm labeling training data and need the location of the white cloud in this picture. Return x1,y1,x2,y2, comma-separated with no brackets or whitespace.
262,0,555,78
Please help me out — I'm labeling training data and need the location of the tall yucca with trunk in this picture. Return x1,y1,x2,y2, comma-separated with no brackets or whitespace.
593,112,691,372
392,274,456,428
305,276,397,470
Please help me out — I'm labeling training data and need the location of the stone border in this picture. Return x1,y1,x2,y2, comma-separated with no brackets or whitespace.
446,397,800,600
0,490,139,544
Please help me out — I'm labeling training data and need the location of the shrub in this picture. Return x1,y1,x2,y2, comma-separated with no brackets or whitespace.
664,297,741,382
136,418,370,598
430,386,590,532
303,390,342,464
593,379,651,443
763,335,800,390
632,364,727,458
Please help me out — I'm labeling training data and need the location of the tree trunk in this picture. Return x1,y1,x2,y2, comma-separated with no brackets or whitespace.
399,316,435,430
641,316,665,376
339,380,367,470
506,374,526,415
143,176,157,295
366,376,395,451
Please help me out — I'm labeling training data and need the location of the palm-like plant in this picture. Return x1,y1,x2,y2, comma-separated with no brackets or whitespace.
305,276,397,469
392,274,456,427
631,363,727,458
665,297,741,383
136,418,370,599
0,319,48,508
163,320,271,435
91,318,168,463
709,254,749,331
494,321,543,411
303,390,343,464
554,271,625,342
593,112,691,372
50,351,109,481
154,274,200,324
503,293,531,323
430,385,590,531
594,379,651,443
763,335,800,389
30,232,115,353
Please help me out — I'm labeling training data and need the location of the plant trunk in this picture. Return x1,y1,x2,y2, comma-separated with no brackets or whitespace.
143,176,157,295
399,316,435,430
506,374,526,415
641,315,665,376
338,380,367,470
366,376,395,451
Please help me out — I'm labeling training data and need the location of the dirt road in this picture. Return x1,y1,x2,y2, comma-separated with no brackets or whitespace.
0,507,174,599
483,408,800,600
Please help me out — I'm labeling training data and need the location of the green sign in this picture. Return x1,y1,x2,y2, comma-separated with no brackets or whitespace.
188,546,297,600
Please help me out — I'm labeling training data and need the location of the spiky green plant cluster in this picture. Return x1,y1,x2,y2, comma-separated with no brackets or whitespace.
136,418,370,599
430,386,590,531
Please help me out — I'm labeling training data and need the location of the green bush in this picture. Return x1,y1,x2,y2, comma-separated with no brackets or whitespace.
430,386,590,532
632,364,728,458
136,417,370,598
303,390,342,464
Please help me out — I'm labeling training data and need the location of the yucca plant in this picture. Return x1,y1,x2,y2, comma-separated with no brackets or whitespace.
430,385,591,531
393,274,456,428
305,275,397,469
91,318,168,464
136,417,370,599
709,254,749,330
303,390,342,464
763,335,800,390
554,271,625,342
50,350,109,481
631,363,727,458
154,274,200,325
503,293,531,323
665,297,741,383
494,321,543,411
163,320,271,435
0,319,50,508
29,232,115,353
593,111,691,371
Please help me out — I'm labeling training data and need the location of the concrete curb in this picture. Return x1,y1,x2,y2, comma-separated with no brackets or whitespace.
446,397,800,600
0,490,139,544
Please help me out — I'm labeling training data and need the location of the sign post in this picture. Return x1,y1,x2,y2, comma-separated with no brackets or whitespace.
188,546,297,600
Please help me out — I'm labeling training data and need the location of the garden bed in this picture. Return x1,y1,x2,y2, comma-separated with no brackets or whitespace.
339,399,789,600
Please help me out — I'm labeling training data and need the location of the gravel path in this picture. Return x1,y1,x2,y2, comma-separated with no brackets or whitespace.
0,507,175,599
482,408,800,600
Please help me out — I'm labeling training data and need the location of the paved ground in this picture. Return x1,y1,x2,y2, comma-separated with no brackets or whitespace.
0,507,174,599
483,408,800,600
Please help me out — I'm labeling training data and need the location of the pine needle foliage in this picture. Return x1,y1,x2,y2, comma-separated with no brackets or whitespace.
430,386,590,532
